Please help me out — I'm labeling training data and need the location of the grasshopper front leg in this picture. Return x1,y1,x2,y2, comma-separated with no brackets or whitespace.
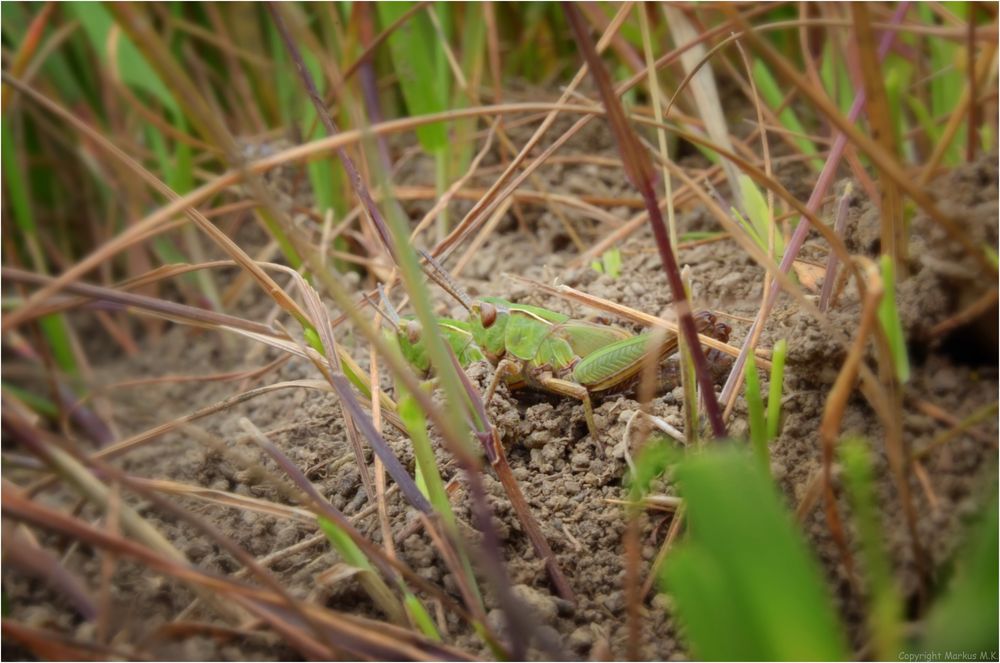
483,358,523,406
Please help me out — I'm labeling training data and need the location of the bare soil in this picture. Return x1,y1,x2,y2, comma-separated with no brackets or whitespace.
4,113,997,661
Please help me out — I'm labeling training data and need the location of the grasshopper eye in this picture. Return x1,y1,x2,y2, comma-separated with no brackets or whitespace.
478,302,497,328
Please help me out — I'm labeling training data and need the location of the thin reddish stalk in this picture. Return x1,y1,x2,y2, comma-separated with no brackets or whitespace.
563,1,726,438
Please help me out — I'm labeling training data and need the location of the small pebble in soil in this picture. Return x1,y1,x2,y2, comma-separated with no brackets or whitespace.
510,583,559,624
602,590,624,613
651,592,672,612
568,625,594,653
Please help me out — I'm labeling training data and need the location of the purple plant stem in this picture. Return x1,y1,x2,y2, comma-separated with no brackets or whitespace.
818,186,855,311
719,2,911,407
563,1,727,437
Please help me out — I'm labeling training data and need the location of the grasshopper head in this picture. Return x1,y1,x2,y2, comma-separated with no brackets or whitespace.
401,319,423,344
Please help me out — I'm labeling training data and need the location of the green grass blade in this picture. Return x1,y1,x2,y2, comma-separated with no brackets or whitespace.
376,3,448,153
820,39,854,117
3,383,59,418
738,174,783,261
877,255,910,384
398,388,451,518
68,2,180,117
3,118,77,375
883,56,914,158
2,117,38,238
590,248,622,277
317,517,406,624
403,592,441,641
840,438,902,659
752,58,823,170
660,448,849,660
765,339,787,442
626,438,673,501
744,350,767,465
919,488,998,654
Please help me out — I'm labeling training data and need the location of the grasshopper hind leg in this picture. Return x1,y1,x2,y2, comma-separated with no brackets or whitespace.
536,376,599,441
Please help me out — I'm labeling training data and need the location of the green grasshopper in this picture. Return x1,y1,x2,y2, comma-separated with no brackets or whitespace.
387,286,729,438
466,297,726,437
388,252,731,438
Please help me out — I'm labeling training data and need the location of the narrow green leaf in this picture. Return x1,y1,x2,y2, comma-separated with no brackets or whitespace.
982,245,998,270
744,350,767,464
68,2,180,116
626,438,673,501
840,438,903,659
661,448,848,660
920,490,999,654
318,517,372,570
317,517,405,624
2,117,35,235
404,592,441,641
738,174,783,261
877,255,910,384
766,339,787,442
3,383,59,418
376,3,448,153
603,248,622,278
752,59,823,170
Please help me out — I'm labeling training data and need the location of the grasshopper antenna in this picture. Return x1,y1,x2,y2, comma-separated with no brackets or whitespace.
376,284,401,327
418,249,474,312
361,286,401,333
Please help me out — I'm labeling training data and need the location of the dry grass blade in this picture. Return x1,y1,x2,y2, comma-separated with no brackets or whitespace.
297,279,378,504
1,2,55,112
0,73,310,332
431,2,635,264
447,351,576,603
25,381,322,489
2,620,148,662
852,4,906,273
726,7,997,276
239,418,407,627
919,35,998,184
268,2,396,259
2,267,275,336
2,519,97,621
818,260,884,581
2,70,587,332
663,4,742,201
4,409,246,624
2,483,470,660
716,2,909,408
231,408,487,635
107,4,238,155
128,477,320,525
819,185,856,311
